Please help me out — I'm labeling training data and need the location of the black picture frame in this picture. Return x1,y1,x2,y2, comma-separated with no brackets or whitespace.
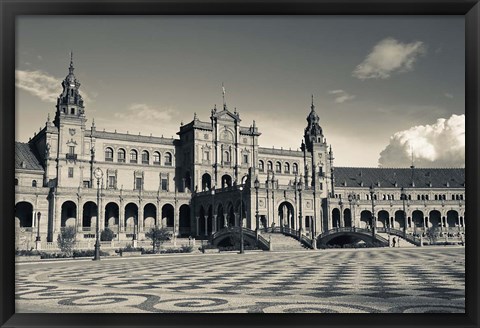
1,1,478,327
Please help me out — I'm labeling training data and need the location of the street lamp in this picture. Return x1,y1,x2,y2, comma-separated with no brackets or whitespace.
211,186,215,234
297,176,303,238
347,192,356,230
239,185,244,254
254,177,260,233
369,184,376,245
93,167,103,261
401,187,407,236
35,212,41,242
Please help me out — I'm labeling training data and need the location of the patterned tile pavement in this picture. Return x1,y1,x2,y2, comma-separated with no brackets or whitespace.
15,246,465,313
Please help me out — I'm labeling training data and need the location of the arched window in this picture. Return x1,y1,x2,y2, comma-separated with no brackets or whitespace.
275,162,282,173
267,161,273,172
165,152,172,166
153,152,161,165
130,149,138,163
292,163,298,174
259,160,265,172
141,150,149,164
284,162,290,173
223,151,230,164
105,147,113,162
32,180,37,187
117,149,126,163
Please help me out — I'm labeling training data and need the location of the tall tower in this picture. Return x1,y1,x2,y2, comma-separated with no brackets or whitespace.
52,53,89,188
302,95,330,196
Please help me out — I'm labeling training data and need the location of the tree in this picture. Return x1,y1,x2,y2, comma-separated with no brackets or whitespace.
145,226,170,253
57,226,76,256
426,226,439,245
101,227,115,241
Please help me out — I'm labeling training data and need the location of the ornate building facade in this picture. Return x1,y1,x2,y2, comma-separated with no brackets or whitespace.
14,58,465,249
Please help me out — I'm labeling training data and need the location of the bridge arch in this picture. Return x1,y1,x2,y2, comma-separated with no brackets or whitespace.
317,228,389,248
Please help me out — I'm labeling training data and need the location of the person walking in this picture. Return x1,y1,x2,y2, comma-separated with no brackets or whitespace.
392,237,396,248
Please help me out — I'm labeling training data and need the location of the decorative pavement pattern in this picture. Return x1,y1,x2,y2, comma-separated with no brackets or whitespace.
15,247,465,313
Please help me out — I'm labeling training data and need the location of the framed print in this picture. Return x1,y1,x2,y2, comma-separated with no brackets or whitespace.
1,0,479,327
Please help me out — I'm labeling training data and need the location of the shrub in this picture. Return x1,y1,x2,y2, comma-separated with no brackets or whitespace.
180,245,193,253
145,226,170,253
100,227,115,241
57,226,76,257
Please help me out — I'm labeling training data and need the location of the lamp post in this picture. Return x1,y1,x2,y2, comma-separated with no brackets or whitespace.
297,177,303,238
338,197,343,229
347,192,355,230
254,177,260,233
93,167,103,261
401,187,407,236
369,185,376,245
211,186,215,234
239,185,244,254
35,212,41,250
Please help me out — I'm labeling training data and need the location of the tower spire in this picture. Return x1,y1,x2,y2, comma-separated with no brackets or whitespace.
311,94,315,111
222,82,226,109
69,51,74,73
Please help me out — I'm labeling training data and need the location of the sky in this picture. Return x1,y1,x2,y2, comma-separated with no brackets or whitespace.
16,16,465,167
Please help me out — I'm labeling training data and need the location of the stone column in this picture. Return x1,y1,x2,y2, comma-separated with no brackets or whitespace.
204,215,208,236
138,204,144,232
54,196,61,234
196,216,200,236
119,203,125,232
234,213,239,227
213,215,217,233
77,201,83,232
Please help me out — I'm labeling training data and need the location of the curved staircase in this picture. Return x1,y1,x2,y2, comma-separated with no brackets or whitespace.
262,232,308,251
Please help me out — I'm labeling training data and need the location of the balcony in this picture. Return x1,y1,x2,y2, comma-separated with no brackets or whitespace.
66,153,77,160
105,157,113,162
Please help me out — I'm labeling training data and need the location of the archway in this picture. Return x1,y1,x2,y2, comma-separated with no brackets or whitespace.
360,210,371,229
278,201,294,228
184,171,191,192
61,201,77,227
221,174,232,188
332,208,341,228
202,173,212,191
412,210,424,230
378,210,389,228
447,210,458,228
144,203,157,229
83,201,97,229
198,206,206,236
125,203,138,232
394,210,405,229
105,202,119,228
217,204,225,230
227,203,235,227
162,204,174,227
235,200,247,228
343,208,352,227
179,204,191,236
429,210,442,228
15,202,33,228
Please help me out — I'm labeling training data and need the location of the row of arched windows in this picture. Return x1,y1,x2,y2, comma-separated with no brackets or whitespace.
258,160,298,174
105,148,172,166
336,192,464,202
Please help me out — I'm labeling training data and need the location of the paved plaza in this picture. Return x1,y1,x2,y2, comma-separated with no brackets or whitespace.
15,247,465,313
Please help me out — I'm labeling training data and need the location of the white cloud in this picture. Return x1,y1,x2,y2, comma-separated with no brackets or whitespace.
378,114,465,168
96,104,178,138
328,89,356,103
444,92,454,99
353,38,426,80
16,69,91,103
16,70,61,103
